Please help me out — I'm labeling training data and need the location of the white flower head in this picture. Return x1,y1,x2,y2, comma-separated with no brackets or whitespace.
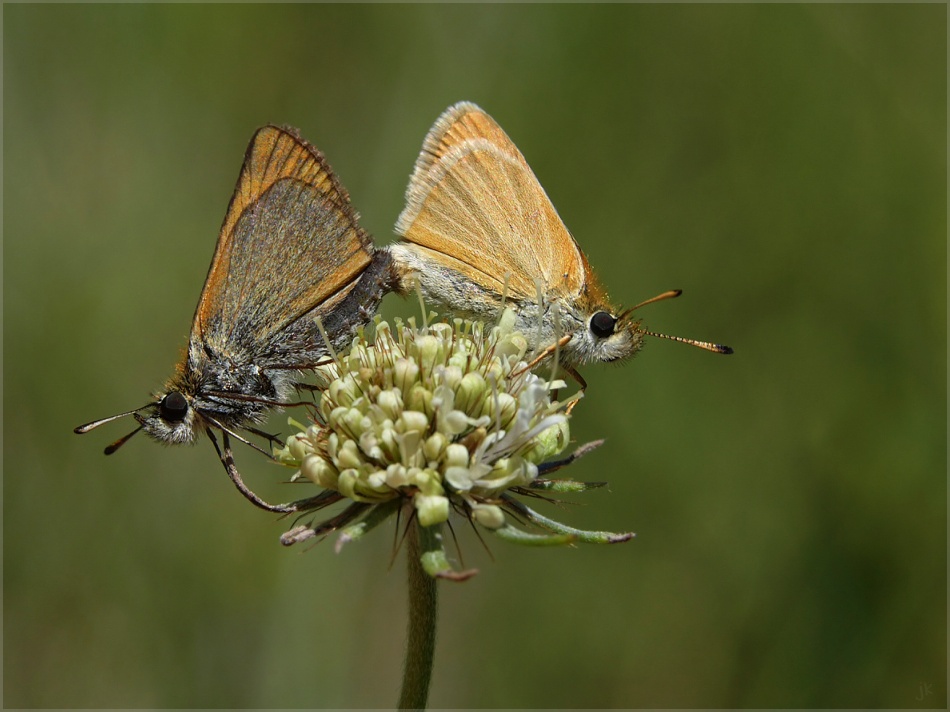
275,309,632,578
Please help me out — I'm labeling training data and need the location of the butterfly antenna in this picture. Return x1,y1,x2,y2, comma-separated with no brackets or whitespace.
74,403,157,455
638,329,733,354
74,403,154,434
618,289,683,320
619,289,733,354
104,426,144,455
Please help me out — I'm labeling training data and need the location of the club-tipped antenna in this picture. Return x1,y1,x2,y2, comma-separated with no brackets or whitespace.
620,289,733,354
104,426,144,455
638,328,733,354
74,403,155,434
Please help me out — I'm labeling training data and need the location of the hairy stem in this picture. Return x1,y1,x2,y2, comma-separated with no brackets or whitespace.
398,520,439,710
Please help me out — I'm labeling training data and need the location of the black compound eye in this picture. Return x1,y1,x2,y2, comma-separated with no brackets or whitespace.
160,391,189,422
589,311,618,339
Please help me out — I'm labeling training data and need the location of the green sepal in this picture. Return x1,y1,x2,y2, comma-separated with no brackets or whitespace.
503,497,635,544
335,499,402,551
528,478,608,493
289,489,344,514
279,500,370,547
417,521,477,581
491,524,577,547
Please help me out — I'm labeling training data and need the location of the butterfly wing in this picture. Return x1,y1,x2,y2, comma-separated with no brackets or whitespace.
193,125,379,365
395,102,600,303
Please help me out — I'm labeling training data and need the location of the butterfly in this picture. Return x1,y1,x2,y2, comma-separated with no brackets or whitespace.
389,102,731,385
75,125,396,512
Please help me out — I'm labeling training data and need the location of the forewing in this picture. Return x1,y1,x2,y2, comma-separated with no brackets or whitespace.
193,126,372,355
395,102,587,300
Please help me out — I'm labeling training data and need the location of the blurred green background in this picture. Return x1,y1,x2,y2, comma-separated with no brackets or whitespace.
4,4,945,708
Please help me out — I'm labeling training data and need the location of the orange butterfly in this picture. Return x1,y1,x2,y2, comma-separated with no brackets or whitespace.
390,102,731,383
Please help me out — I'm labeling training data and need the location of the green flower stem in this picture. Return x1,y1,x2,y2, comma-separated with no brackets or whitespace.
399,520,439,711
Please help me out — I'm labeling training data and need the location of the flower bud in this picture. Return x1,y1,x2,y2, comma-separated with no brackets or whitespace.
524,419,570,463
398,410,429,434
441,364,463,391
415,335,442,372
336,439,363,470
377,388,403,421
444,443,470,469
455,371,487,412
485,391,518,428
414,493,450,526
406,384,432,414
393,357,419,394
471,502,505,530
423,432,448,463
301,454,338,489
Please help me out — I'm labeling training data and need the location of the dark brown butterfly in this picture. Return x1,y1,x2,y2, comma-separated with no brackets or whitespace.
75,125,396,512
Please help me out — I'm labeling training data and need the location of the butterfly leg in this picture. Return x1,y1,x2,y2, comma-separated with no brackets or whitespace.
560,365,587,415
510,335,586,413
510,334,572,379
208,429,297,513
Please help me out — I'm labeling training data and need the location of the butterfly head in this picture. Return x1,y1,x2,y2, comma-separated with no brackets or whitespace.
558,306,644,366
583,308,646,364
74,386,203,454
566,289,734,365
134,390,201,446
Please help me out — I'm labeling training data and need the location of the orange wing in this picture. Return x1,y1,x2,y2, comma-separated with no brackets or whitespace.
395,102,599,302
193,126,373,349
